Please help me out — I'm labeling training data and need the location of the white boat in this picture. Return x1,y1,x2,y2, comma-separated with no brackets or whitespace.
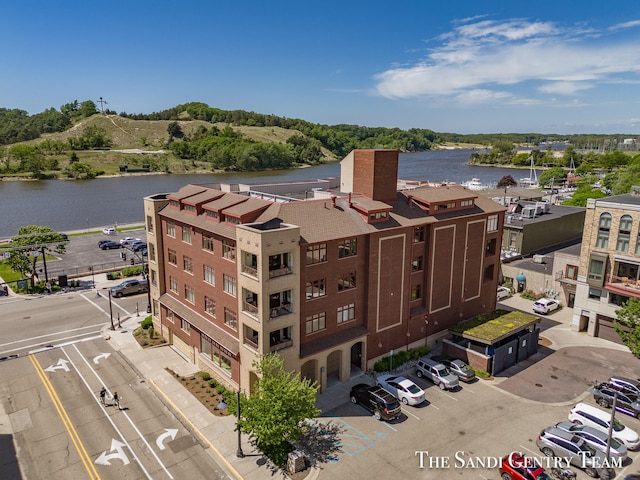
519,157,539,188
462,178,490,190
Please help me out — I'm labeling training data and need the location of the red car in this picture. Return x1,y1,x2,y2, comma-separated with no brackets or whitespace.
499,452,552,480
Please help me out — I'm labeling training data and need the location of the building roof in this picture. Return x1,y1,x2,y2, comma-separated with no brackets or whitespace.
593,192,640,208
168,184,208,201
477,186,545,201
223,197,271,217
449,310,539,345
503,203,585,230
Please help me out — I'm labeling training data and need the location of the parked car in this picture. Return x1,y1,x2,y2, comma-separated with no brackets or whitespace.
131,241,148,252
497,286,511,301
499,451,552,480
120,237,141,246
439,358,476,383
99,241,121,250
554,421,627,461
608,376,640,396
97,239,111,247
376,374,425,406
536,426,615,479
109,279,149,298
103,227,116,235
349,384,402,421
568,402,640,450
533,298,560,314
415,357,459,390
590,382,640,418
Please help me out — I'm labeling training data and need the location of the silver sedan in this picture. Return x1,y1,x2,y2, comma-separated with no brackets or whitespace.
376,374,425,406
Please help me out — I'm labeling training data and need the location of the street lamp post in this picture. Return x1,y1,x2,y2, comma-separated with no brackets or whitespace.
108,289,115,330
236,390,244,458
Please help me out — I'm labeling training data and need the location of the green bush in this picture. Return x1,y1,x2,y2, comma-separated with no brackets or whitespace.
208,378,218,387
140,316,153,329
373,345,431,372
200,372,211,381
216,384,226,394
148,326,155,339
121,265,144,277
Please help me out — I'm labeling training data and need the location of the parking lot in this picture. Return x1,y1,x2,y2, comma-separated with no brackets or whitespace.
303,298,640,480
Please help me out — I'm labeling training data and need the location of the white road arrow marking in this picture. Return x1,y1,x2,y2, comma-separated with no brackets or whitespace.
44,359,70,373
93,352,111,364
155,428,178,450
95,438,130,466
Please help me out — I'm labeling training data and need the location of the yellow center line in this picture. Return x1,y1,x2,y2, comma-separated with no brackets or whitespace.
29,354,101,480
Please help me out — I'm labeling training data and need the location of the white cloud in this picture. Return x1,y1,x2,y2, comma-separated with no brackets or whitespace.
610,20,640,31
373,18,640,102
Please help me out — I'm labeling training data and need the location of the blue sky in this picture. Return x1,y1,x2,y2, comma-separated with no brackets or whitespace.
2,1,640,134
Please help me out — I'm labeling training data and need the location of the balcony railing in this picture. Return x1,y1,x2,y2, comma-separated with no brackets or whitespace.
269,339,293,352
241,264,258,278
606,274,640,296
242,301,259,316
269,303,292,319
244,337,259,350
269,266,292,279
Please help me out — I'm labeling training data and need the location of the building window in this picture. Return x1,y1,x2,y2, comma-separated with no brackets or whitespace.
204,296,216,317
152,299,158,316
412,256,423,272
338,238,357,258
509,232,518,250
306,312,326,335
306,278,326,299
168,249,177,265
169,276,178,293
183,255,193,274
414,226,425,243
566,265,578,280
167,222,176,237
241,251,258,278
185,285,195,304
337,304,355,324
224,308,237,330
205,210,219,220
148,243,156,262
484,264,495,281
222,239,236,261
184,204,196,213
596,213,611,248
487,215,498,232
338,272,356,291
617,214,632,253
269,327,292,351
410,284,422,301
150,268,157,286
181,318,190,333
182,226,193,244
436,202,456,210
588,288,602,300
461,199,474,207
226,216,240,225
588,259,604,282
200,335,232,375
166,309,174,323
146,215,154,233
223,274,237,296
486,238,497,256
306,243,327,264
202,236,214,253
203,265,215,285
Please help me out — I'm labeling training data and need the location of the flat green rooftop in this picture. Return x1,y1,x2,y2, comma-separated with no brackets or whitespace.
449,309,539,345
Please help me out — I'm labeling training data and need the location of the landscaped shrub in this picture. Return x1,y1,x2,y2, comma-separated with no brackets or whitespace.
200,372,211,381
140,316,153,329
373,345,431,372
120,265,144,277
148,326,155,338
216,384,226,394
208,378,217,387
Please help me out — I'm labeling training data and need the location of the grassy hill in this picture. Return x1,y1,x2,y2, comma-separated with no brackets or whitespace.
15,114,331,177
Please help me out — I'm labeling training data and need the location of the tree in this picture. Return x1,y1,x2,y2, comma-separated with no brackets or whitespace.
615,297,640,357
79,100,98,118
167,121,184,139
234,353,320,465
5,225,66,288
538,166,566,187
497,175,517,188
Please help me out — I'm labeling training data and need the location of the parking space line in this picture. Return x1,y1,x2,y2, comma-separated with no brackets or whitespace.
438,390,459,402
402,408,421,420
348,403,398,431
520,444,539,457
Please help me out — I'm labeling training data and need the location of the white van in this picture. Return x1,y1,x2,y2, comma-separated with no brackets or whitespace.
568,402,640,450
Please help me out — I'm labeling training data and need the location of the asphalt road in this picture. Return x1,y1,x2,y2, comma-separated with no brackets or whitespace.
0,290,226,479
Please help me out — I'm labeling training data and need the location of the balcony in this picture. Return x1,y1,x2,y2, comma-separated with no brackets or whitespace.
269,265,292,279
241,264,258,278
269,339,293,352
269,303,292,319
244,337,259,351
242,301,259,316
606,274,640,298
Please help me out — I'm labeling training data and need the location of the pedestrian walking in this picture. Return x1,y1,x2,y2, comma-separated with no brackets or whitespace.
99,387,106,406
113,391,120,410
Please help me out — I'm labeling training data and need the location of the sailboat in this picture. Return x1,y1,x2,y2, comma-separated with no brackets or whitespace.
519,157,539,188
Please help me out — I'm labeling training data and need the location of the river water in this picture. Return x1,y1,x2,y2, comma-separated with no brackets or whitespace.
0,149,539,238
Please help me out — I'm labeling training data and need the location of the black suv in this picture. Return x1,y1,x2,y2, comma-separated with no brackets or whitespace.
349,384,401,421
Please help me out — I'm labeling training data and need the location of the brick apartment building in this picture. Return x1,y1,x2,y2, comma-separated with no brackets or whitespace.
143,149,505,393
573,188,640,343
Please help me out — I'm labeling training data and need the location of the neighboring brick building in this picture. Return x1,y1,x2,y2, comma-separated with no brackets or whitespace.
572,188,640,343
143,150,505,393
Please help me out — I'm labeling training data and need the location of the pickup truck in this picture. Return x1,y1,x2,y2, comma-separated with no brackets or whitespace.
109,279,149,298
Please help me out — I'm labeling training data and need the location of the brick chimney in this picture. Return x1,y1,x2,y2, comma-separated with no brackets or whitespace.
340,149,399,203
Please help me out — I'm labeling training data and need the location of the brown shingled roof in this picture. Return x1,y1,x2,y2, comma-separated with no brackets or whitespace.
168,184,208,201
223,197,272,216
